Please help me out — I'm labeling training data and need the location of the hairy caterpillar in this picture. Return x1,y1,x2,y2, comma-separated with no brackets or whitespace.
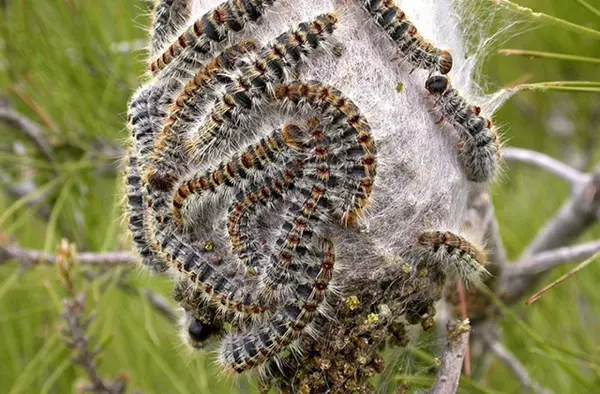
219,238,335,373
173,277,227,349
360,0,453,75
124,151,169,272
146,12,340,193
149,0,276,75
413,230,489,287
149,0,192,57
425,75,501,183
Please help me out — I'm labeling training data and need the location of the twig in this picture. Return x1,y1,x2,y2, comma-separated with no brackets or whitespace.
502,147,589,186
498,49,600,65
0,169,52,219
456,281,471,378
57,239,133,394
430,319,471,394
490,0,600,39
525,252,600,305
507,240,600,277
0,101,56,162
0,243,136,267
143,289,178,322
62,293,128,394
503,165,600,303
523,167,600,256
466,186,508,277
483,337,551,394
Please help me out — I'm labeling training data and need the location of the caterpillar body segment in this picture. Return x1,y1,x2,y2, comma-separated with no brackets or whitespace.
273,81,377,228
258,181,330,301
126,83,172,273
128,83,170,161
172,126,305,223
227,166,302,276
146,41,261,193
360,0,453,75
219,238,336,373
153,219,275,316
414,230,489,287
187,12,340,163
149,0,192,58
425,75,501,183
149,0,277,75
456,123,501,183
124,151,169,273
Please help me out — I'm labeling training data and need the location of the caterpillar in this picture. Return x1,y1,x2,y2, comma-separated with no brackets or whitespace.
219,238,336,373
414,230,489,287
360,0,453,75
149,0,192,57
425,75,501,183
173,276,227,349
149,0,276,75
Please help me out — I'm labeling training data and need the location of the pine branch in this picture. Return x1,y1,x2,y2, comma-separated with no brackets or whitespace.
431,319,471,394
56,239,137,394
501,153,600,303
0,100,56,162
502,147,588,187
506,240,600,278
0,243,136,267
483,337,552,394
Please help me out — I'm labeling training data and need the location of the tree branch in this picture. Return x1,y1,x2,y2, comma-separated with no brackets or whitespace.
431,319,471,394
0,170,53,219
502,166,600,303
0,243,136,267
502,147,589,186
466,186,508,277
506,240,600,278
0,101,56,162
143,289,178,322
483,337,551,394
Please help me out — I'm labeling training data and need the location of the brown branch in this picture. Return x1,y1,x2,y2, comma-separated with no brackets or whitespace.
0,243,136,267
502,147,589,187
56,239,135,394
506,240,600,278
431,319,471,394
1,243,176,321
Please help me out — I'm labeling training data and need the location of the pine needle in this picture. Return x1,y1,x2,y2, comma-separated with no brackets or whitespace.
526,252,600,305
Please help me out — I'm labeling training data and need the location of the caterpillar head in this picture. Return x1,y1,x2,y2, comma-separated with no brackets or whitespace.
425,75,449,95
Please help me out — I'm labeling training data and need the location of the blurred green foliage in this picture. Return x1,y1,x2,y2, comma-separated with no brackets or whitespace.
0,0,599,392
